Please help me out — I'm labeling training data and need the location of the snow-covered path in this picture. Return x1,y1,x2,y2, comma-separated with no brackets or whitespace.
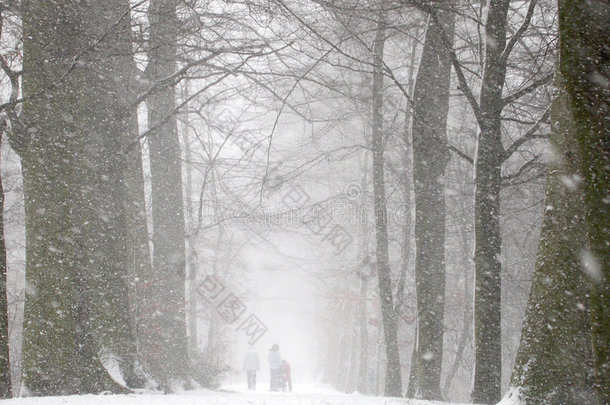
0,383,461,405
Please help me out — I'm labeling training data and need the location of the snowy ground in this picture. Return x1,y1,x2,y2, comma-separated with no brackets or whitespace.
0,383,467,405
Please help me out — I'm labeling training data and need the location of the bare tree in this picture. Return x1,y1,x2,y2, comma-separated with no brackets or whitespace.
407,1,552,401
370,8,403,397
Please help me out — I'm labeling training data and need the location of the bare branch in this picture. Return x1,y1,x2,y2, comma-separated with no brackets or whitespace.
501,156,545,186
503,105,551,160
502,73,553,107
449,144,474,165
499,0,538,66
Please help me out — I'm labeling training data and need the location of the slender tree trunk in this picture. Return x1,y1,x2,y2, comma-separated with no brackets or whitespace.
345,299,359,393
0,131,11,398
406,329,418,398
356,273,369,393
185,161,199,361
125,115,154,358
375,321,384,395
401,26,420,399
410,7,455,401
0,8,12,395
355,157,370,394
442,238,473,396
472,1,510,402
334,299,351,391
123,38,154,384
143,0,190,390
509,67,597,405
558,2,610,402
371,11,402,397
181,84,199,359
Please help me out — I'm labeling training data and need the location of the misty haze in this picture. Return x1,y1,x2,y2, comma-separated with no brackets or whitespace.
0,1,608,405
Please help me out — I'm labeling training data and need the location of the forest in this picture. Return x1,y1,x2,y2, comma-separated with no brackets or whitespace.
0,0,608,404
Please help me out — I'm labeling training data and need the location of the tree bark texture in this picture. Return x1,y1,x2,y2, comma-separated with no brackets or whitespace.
558,1,610,403
410,7,455,401
472,1,510,402
509,68,597,405
20,0,142,395
0,131,11,398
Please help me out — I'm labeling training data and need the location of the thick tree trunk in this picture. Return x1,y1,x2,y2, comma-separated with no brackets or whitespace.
472,1,510,403
143,0,190,390
509,68,597,405
410,8,455,401
0,132,11,398
20,0,142,395
371,12,402,397
558,2,610,403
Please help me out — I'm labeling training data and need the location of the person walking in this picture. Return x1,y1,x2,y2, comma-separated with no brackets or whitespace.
267,343,282,391
243,347,260,390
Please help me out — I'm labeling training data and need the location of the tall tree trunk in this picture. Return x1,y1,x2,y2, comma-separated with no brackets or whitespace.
472,1,510,402
181,83,199,359
356,273,370,393
143,0,190,390
0,131,11,398
410,7,455,401
509,68,597,405
371,11,402,397
334,300,352,391
401,25,420,399
125,113,154,359
406,329,418,398
123,33,154,382
20,0,142,394
0,6,12,398
442,235,473,397
345,299,359,393
355,157,371,394
558,2,610,403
